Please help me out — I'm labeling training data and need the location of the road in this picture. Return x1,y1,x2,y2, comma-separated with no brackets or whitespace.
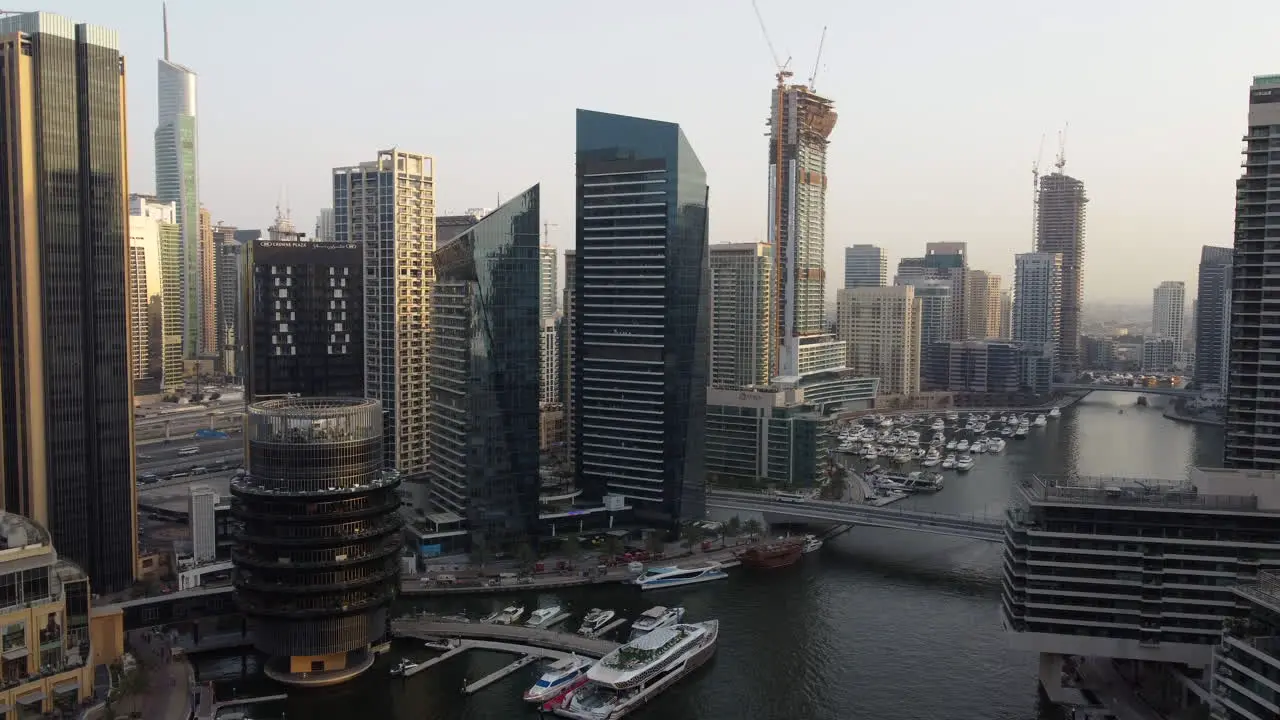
138,437,242,464
124,629,192,720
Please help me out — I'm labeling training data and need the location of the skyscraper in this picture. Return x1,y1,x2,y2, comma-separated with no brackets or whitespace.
1195,246,1232,391
0,11,137,592
965,270,1002,339
427,186,542,550
1013,252,1063,348
1226,74,1280,469
314,208,334,242
1151,280,1186,356
769,82,844,378
539,245,558,320
998,290,1012,340
131,196,186,394
843,244,888,289
154,6,202,361
333,149,435,503
128,215,163,394
198,207,217,357
835,286,922,396
1036,171,1088,376
896,243,968,340
212,223,242,379
895,277,952,348
562,249,577,461
710,243,774,389
574,109,709,528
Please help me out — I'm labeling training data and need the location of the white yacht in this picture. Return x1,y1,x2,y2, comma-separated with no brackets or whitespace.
956,455,975,472
390,658,419,677
554,621,720,720
956,439,969,452
485,605,525,625
930,418,945,431
524,655,594,703
1014,423,1029,439
1048,406,1062,419
1000,426,1015,437
629,606,686,640
423,637,458,651
970,440,986,454
526,606,564,628
921,448,941,467
941,454,957,470
945,440,958,450
801,535,823,554
1033,414,1047,427
862,446,878,461
987,437,1007,453
946,411,960,422
578,609,617,636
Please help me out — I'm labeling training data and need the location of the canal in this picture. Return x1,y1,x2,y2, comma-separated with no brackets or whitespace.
192,391,1224,720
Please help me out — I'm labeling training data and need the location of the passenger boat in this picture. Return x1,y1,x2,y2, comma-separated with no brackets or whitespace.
1048,406,1062,419
801,534,823,554
634,564,727,591
484,605,525,625
1033,414,1048,427
526,606,564,628
552,621,720,719
524,655,594,703
736,537,804,569
956,455,975,472
390,658,419,677
629,606,685,640
578,609,617,636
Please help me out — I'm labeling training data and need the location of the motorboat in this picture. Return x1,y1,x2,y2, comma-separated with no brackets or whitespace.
1000,426,1015,437
485,605,525,625
970,440,986,454
941,454,957,470
629,606,686,640
987,438,1007,453
945,440,958,450
634,563,727,591
956,439,969,452
1033,414,1048,427
956,455,975,472
553,621,720,719
801,534,823,554
1014,424,1029,439
422,637,458,651
390,658,419,677
578,609,617,636
862,446,878,461
946,411,959,422
526,606,564,628
524,655,594,703
1048,406,1062,419
903,472,943,492
931,418,945,431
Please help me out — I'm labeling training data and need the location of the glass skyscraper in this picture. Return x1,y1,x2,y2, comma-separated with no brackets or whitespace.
427,185,542,550
573,109,710,529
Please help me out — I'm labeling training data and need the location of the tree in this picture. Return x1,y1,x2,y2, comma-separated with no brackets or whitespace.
644,531,666,555
469,538,491,569
515,543,537,572
562,536,582,562
743,518,763,539
680,524,704,553
724,516,742,539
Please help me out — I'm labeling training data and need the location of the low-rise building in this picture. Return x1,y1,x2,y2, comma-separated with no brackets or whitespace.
1082,334,1116,371
1143,337,1178,372
1212,571,1280,719
922,340,1054,395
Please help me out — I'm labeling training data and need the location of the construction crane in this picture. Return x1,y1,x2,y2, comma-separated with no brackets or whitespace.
808,26,827,90
1055,122,1069,173
1031,134,1045,251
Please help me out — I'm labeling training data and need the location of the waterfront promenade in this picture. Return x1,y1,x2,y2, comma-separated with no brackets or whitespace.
125,628,193,720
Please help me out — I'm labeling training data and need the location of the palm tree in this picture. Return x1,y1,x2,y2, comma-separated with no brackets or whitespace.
515,542,537,572
562,536,582,563
725,516,742,539
469,538,491,569
680,524,704,553
743,518,763,539
644,531,666,555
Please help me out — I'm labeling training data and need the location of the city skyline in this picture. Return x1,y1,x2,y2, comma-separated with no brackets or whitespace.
44,0,1272,303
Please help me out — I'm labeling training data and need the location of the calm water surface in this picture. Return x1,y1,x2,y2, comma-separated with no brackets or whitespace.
194,392,1224,720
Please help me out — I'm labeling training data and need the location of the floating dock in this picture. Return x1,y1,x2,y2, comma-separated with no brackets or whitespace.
583,617,629,639
463,653,538,694
403,643,469,677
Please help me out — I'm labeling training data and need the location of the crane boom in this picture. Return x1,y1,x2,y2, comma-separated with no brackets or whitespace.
808,26,827,89
751,0,784,71
1055,122,1069,172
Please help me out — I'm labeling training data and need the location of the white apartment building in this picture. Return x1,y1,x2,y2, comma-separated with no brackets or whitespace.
710,242,773,389
1013,252,1063,347
835,285,921,396
1152,280,1186,355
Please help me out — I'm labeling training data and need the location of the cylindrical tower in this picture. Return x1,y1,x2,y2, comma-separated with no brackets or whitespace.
231,398,402,687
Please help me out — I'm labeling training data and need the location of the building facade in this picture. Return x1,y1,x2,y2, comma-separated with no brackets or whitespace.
231,398,402,686
128,214,164,394
710,242,774,389
1195,246,1233,391
215,233,244,380
965,269,1002,339
843,244,887,289
539,245,557,320
245,240,364,400
154,33,201,361
1013,253,1062,360
1211,571,1280,719
1035,171,1088,375
188,485,217,563
541,318,561,406
705,387,829,488
923,340,1054,395
895,277,952,348
1152,280,1186,356
0,12,138,593
573,109,709,529
896,242,968,340
562,250,577,461
1082,334,1116,372
314,208,334,242
836,286,922,396
333,149,435,494
198,208,217,357
1142,337,1178,372
998,289,1012,340
426,186,542,550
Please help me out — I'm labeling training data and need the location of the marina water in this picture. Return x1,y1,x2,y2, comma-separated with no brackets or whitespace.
192,392,1224,720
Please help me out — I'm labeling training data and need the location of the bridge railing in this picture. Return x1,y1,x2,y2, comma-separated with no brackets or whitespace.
706,489,1008,529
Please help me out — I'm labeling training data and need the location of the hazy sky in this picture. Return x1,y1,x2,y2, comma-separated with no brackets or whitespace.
53,0,1274,302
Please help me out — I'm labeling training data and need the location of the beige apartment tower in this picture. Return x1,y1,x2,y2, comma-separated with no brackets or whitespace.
198,206,217,356
710,242,774,389
965,270,1002,339
333,149,435,507
836,286,922,396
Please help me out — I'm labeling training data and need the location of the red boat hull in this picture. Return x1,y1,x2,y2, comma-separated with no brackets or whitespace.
738,539,804,569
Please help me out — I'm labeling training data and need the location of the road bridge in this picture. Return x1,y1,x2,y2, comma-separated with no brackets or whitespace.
1053,383,1195,398
706,490,1007,542
391,616,618,657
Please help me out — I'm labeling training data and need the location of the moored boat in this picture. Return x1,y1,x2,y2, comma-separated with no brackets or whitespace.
736,537,804,569
578,609,617,636
484,605,525,625
524,655,594,703
1048,406,1062,418
390,658,418,677
526,606,564,628
633,563,727,591
801,534,823,554
629,606,685,640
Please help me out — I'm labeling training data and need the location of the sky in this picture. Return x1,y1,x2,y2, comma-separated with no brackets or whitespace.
48,0,1277,303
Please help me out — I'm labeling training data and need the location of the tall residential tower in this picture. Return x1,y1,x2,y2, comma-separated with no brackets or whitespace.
710,243,774,389
1013,252,1063,348
1151,280,1186,356
1035,170,1088,375
843,244,887,289
1195,246,1232,392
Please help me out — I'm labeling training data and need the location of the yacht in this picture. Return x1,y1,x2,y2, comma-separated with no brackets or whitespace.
956,455,975,472
946,411,960,422
941,454,957,470
970,440,986,454
423,637,458,651
629,606,686,640
524,655,594,703
390,658,419,677
801,535,823,554
526,606,564,628
930,418,945,431
862,446,878,461
553,621,720,719
956,439,969,452
1014,423,1029,439
578,609,617,636
945,440,958,451
921,448,941,467
1048,406,1062,419
903,471,943,492
485,605,525,625
634,563,727,591
1033,414,1048,427
987,437,1007,453
1000,426,1015,437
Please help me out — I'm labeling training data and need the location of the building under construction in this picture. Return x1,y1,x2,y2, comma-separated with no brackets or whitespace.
769,81,842,379
1035,171,1088,376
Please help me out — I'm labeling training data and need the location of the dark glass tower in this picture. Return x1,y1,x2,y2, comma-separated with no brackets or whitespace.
245,239,364,400
426,186,541,550
573,109,710,530
0,13,137,593
231,398,402,686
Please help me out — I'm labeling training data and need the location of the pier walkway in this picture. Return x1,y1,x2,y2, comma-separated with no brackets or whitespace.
391,616,618,658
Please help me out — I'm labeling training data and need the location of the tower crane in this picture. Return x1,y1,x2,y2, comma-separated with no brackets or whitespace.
808,26,827,90
1055,122,1069,173
1031,134,1045,251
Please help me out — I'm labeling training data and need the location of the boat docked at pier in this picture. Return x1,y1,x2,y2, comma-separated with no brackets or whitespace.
955,455,975,472
578,609,617,636
737,537,804,569
526,606,564,628
633,563,727,591
484,605,525,625
524,655,594,703
551,621,720,719
629,606,685,640
1048,406,1062,418
801,534,823,553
